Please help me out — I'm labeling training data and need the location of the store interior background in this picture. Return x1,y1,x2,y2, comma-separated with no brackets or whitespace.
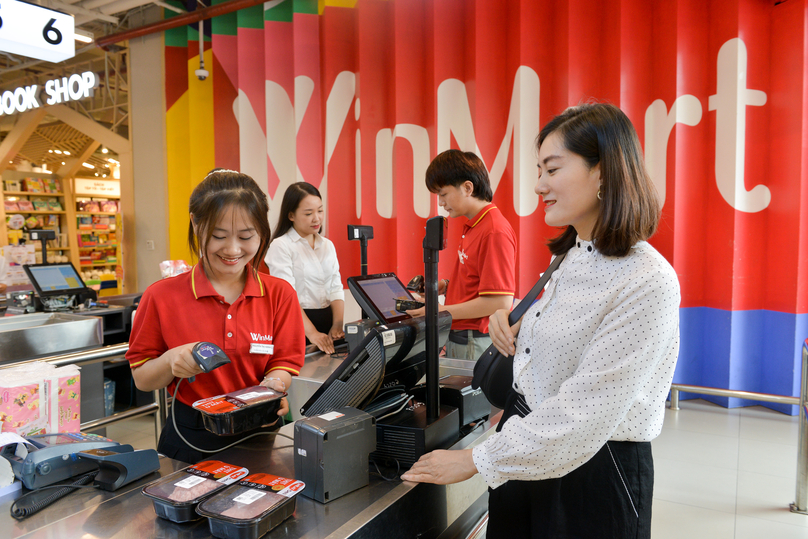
3,0,807,413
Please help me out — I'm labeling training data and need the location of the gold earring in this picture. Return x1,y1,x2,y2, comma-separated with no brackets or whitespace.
597,189,602,200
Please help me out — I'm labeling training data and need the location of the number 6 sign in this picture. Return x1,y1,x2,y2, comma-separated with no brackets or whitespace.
0,0,74,63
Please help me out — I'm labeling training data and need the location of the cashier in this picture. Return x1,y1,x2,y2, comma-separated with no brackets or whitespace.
266,182,345,355
127,169,305,464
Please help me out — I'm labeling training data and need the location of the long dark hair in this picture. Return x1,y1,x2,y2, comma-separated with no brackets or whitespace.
270,182,323,243
539,103,659,257
188,169,271,270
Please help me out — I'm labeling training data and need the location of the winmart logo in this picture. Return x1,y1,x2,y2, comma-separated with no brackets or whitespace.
250,333,273,342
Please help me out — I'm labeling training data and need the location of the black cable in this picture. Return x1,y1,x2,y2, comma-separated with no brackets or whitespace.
10,471,99,520
370,458,401,482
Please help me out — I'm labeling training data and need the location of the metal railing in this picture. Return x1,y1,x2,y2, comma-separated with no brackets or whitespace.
0,343,166,445
669,340,808,514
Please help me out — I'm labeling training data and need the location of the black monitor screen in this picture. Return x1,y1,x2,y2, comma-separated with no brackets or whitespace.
23,263,88,297
347,273,415,324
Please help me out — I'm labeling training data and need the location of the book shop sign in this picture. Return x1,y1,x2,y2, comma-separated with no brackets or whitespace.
75,179,119,197
0,71,97,116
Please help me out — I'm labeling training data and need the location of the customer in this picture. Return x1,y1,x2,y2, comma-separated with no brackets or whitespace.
267,182,345,355
408,150,516,360
402,103,680,539
127,169,305,464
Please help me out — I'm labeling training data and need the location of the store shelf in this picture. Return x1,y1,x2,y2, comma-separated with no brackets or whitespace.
4,191,65,196
1,171,72,265
78,244,117,250
80,261,119,267
5,210,67,215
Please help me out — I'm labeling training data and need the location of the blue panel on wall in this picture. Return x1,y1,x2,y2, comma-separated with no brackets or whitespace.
676,308,807,415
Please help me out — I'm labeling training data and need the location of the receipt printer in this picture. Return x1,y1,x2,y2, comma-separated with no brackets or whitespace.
293,407,376,503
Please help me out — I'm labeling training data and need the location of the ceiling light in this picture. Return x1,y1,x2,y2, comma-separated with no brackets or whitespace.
54,149,62,154
94,173,99,177
61,161,66,165
82,162,94,169
64,151,71,155
74,29,94,44
101,147,108,154
102,174,107,178
48,149,53,153
107,158,119,165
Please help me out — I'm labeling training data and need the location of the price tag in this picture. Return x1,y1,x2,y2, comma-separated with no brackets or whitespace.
0,0,74,63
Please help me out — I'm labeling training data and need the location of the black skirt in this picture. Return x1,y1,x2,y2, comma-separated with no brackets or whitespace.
304,307,333,341
486,392,654,539
158,399,280,464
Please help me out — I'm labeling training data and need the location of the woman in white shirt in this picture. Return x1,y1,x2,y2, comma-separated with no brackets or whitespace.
402,103,680,538
267,182,345,354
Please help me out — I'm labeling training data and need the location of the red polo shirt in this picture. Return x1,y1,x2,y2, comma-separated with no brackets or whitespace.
446,204,516,333
127,264,305,407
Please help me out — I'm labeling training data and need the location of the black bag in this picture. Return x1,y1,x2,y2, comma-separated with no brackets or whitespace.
472,254,566,409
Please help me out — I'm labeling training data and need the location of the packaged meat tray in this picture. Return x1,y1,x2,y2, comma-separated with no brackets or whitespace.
192,386,286,436
142,460,250,523
196,473,305,539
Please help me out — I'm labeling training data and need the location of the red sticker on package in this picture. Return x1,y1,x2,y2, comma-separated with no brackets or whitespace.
237,473,305,498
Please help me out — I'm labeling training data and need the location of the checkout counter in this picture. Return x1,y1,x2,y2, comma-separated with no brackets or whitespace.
0,351,495,539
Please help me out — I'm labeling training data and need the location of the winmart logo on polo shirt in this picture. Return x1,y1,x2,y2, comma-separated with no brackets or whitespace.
0,71,97,116
250,333,273,342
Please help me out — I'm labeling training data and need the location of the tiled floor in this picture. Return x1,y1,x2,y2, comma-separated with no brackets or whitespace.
108,399,808,538
652,399,808,539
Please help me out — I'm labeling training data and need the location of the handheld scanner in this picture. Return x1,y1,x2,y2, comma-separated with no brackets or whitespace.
189,342,231,383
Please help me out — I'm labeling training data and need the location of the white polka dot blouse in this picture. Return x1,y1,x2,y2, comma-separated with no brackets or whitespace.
472,237,681,489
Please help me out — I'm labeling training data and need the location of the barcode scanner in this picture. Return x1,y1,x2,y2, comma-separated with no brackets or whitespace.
407,275,425,293
188,342,231,383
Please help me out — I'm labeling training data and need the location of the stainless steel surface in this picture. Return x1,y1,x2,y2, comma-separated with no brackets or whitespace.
669,384,799,408
2,455,187,539
81,402,160,433
792,341,808,514
0,413,499,539
0,313,103,363
438,357,477,378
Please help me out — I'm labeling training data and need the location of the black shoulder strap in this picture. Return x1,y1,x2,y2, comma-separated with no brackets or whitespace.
507,252,566,326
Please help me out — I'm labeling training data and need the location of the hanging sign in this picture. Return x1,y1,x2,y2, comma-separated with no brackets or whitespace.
74,179,120,197
0,71,97,116
0,0,75,63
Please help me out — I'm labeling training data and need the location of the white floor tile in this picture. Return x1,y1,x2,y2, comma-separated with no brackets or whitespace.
652,427,739,470
653,456,738,513
738,438,797,478
651,499,736,539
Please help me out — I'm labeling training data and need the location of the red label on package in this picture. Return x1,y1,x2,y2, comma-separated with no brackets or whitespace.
186,460,249,483
237,473,305,497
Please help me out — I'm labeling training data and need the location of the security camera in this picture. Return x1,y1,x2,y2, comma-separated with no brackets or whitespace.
195,68,209,81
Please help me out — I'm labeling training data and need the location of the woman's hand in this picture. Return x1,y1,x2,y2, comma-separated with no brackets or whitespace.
260,372,291,425
488,309,520,356
401,449,477,485
164,342,204,379
329,324,345,341
308,330,336,354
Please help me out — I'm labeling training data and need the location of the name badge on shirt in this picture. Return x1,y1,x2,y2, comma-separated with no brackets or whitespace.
250,343,274,355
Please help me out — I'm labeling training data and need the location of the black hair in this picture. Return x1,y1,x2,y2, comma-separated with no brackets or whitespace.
187,169,271,271
270,182,323,243
539,103,659,257
424,149,493,202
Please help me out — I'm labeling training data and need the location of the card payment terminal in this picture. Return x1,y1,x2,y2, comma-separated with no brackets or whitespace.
2,432,123,490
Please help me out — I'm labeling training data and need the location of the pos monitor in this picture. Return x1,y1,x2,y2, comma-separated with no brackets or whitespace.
347,273,417,325
23,263,92,298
